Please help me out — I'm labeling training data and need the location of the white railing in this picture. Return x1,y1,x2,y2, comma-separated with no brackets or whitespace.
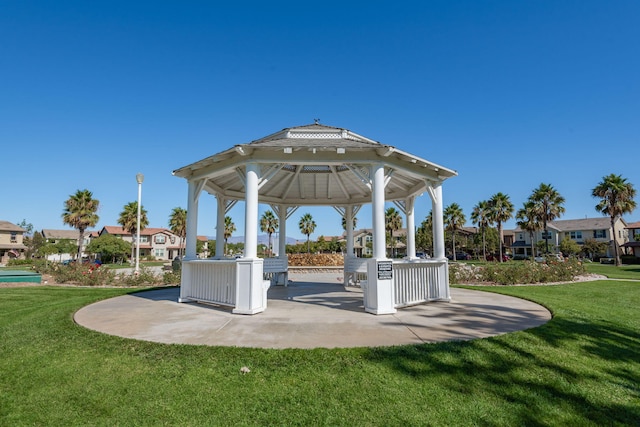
343,257,368,286
263,257,288,286
179,259,237,306
393,259,449,308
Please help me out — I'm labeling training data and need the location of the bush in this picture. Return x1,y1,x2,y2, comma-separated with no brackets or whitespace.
119,266,161,286
50,263,117,287
163,271,181,285
451,257,586,285
621,255,640,265
7,259,33,266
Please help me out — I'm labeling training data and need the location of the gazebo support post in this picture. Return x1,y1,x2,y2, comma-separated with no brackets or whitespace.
234,162,268,314
365,163,396,315
276,204,288,285
427,180,450,301
215,195,226,258
405,196,416,259
179,179,200,303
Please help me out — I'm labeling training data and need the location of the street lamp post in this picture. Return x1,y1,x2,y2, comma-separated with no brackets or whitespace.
135,173,144,274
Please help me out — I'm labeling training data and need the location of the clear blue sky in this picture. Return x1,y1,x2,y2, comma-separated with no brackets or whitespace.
2,1,638,240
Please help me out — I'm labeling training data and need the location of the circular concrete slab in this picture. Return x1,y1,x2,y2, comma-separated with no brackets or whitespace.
74,275,551,349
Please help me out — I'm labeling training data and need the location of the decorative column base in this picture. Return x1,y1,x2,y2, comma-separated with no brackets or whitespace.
233,258,269,315
364,258,397,315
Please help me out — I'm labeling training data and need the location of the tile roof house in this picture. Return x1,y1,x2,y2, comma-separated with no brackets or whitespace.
0,220,27,264
99,226,183,261
511,217,628,258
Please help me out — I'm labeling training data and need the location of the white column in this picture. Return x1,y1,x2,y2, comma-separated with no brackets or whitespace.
244,163,259,258
278,205,287,259
406,196,416,259
346,205,355,257
185,180,199,260
365,163,396,315
431,182,445,260
371,163,386,258
233,162,267,315
215,195,226,258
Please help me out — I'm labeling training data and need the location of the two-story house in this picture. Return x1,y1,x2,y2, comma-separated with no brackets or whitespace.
511,217,628,258
623,221,640,257
0,220,27,264
99,226,183,261
40,229,96,262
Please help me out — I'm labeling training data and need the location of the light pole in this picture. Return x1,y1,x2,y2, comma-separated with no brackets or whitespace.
135,173,144,274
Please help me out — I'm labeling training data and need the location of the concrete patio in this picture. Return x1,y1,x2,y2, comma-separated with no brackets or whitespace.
74,273,551,349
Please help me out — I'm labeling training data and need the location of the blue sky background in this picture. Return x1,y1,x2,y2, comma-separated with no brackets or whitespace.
2,1,638,240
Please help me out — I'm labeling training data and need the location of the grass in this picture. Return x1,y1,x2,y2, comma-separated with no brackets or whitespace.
585,263,640,280
1,282,639,425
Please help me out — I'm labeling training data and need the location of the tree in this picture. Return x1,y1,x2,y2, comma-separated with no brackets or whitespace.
62,189,100,260
443,203,466,261
168,207,187,258
224,216,236,256
16,219,34,235
298,213,316,253
530,183,565,254
416,212,433,256
341,215,358,231
260,210,279,257
471,200,491,261
385,207,403,257
581,238,609,260
24,231,45,259
559,238,581,257
592,174,637,266
488,192,514,262
117,201,149,263
516,201,541,259
85,234,131,264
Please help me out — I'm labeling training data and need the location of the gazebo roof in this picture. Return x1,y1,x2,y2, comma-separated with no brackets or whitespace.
173,123,457,206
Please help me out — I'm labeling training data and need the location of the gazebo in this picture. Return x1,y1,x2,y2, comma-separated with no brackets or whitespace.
172,123,457,315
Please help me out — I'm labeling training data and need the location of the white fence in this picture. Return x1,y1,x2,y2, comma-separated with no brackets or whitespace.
393,260,449,308
343,258,449,307
179,259,237,306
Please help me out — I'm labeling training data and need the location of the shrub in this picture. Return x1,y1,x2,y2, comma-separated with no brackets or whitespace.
451,257,586,285
7,259,33,266
50,263,117,287
163,271,181,285
621,255,640,265
119,266,161,286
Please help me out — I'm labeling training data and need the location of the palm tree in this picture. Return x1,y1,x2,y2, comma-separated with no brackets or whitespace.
224,216,236,256
488,192,514,262
592,174,637,266
471,200,491,261
298,213,316,253
515,201,540,259
443,203,466,261
341,215,358,231
62,189,100,260
118,201,149,263
168,207,187,258
259,210,279,257
530,183,565,254
385,207,403,257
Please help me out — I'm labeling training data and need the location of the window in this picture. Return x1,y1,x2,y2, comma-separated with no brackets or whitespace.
10,232,17,243
365,235,373,242
594,230,606,239
568,231,582,240
541,231,552,240
155,249,165,258
139,236,149,243
155,235,166,244
170,236,176,244
518,233,524,241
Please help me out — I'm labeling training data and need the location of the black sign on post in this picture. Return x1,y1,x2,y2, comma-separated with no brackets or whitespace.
377,260,393,280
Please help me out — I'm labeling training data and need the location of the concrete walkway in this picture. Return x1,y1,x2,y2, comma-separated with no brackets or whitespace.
74,274,551,349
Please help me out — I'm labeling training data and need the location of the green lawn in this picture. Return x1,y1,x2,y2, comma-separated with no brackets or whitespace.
585,262,640,280
1,282,639,425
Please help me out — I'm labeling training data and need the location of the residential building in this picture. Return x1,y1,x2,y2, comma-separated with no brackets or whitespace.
99,226,183,261
511,217,628,258
0,220,27,264
40,229,96,262
623,221,640,257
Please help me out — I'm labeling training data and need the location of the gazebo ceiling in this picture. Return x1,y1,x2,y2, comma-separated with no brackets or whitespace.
173,123,457,206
